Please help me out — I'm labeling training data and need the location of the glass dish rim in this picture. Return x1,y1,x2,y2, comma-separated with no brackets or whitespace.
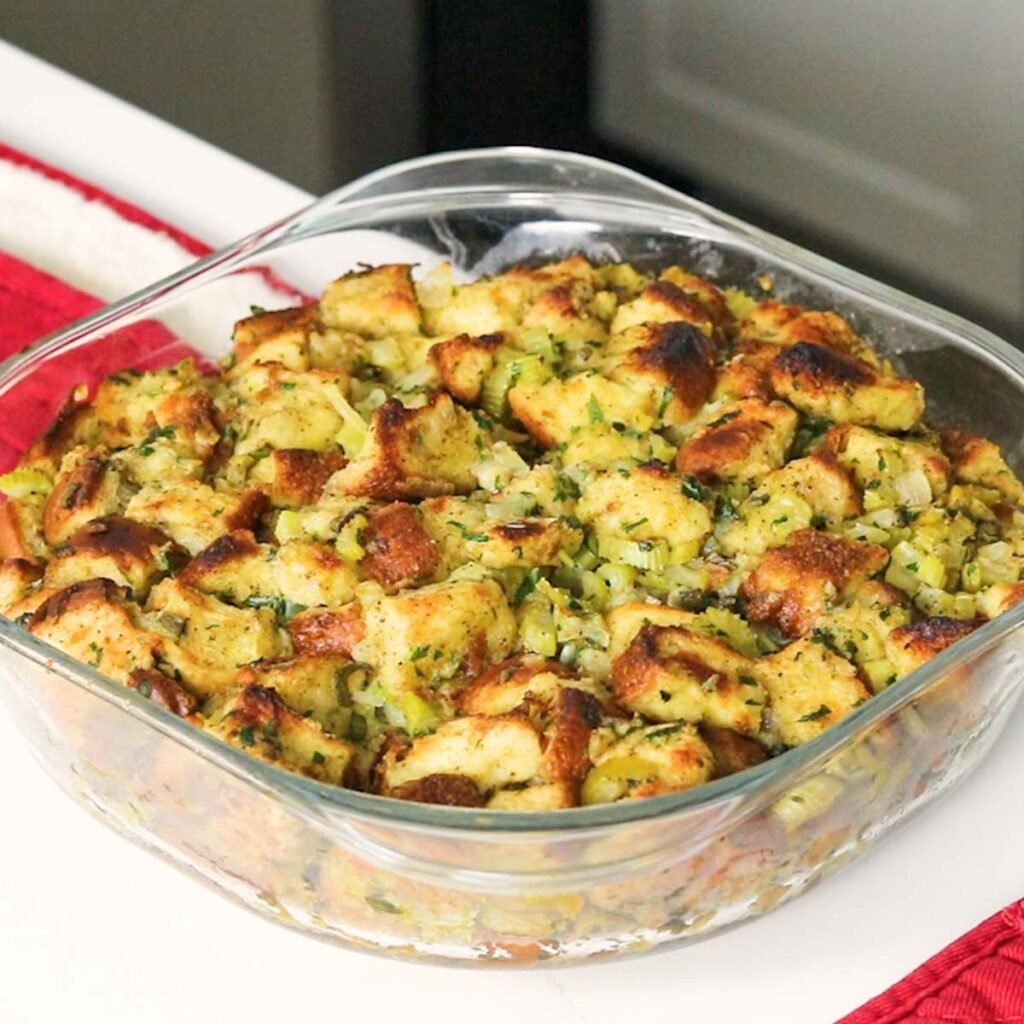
2,145,1024,836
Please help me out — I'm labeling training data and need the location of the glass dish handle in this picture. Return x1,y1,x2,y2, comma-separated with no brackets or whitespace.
310,145,716,220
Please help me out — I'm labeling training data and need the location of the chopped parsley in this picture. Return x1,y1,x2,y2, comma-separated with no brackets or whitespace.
623,517,648,532
238,725,256,747
409,645,430,661
587,394,605,423
447,520,487,542
245,595,307,622
680,476,708,502
797,704,832,723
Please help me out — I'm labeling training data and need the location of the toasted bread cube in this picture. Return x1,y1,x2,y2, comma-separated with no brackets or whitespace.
419,265,530,337
379,715,544,793
125,480,267,555
207,685,356,784
676,399,798,484
90,360,215,450
740,528,889,637
288,603,365,659
457,657,581,715
521,279,607,349
230,304,317,373
320,264,422,339
884,616,978,678
712,346,776,402
18,386,97,475
609,280,717,337
231,364,352,454
828,425,950,509
43,516,184,598
753,637,870,746
428,332,505,404
247,448,346,507
0,485,50,561
508,372,655,448
127,668,199,717
27,578,162,684
605,322,717,427
355,575,517,697
738,300,879,365
605,602,697,660
0,558,42,615
612,624,764,734
769,343,924,432
420,496,582,572
236,655,353,736
581,721,714,804
325,393,486,500
717,451,862,556
181,531,358,608
701,725,769,778
147,578,282,694
576,464,711,562
939,427,1023,501
658,267,734,330
42,448,126,546
978,583,1024,619
360,502,440,590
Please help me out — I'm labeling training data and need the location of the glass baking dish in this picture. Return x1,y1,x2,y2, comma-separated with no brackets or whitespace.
2,147,1024,966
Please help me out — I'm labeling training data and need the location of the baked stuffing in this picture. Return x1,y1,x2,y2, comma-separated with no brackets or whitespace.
3,257,1022,810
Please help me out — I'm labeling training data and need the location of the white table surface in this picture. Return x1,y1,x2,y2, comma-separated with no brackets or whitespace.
1,38,1023,1024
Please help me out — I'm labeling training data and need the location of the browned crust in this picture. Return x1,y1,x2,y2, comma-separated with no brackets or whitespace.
223,488,269,533
628,322,717,420
0,501,32,561
740,528,889,637
289,604,365,657
24,388,92,466
127,667,199,716
180,530,260,585
27,577,129,629
492,520,547,542
269,449,347,506
42,454,110,544
154,390,221,457
63,515,185,566
612,625,747,709
700,725,768,778
542,687,602,792
389,773,484,807
360,503,439,589
768,342,875,398
428,332,504,404
457,655,573,714
639,280,716,332
675,399,792,482
232,304,319,360
888,617,978,665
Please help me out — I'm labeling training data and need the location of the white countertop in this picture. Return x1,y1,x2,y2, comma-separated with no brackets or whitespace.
1,38,1023,1024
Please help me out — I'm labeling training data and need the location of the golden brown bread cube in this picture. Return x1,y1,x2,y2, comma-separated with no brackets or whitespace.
753,637,870,746
612,625,765,735
428,332,505,404
360,502,440,590
740,528,889,638
676,399,798,484
43,515,185,598
206,684,356,785
605,321,717,427
738,300,879,365
884,616,979,678
0,558,42,615
320,264,422,339
939,426,1023,501
247,448,347,507
27,578,163,684
231,304,318,373
42,448,125,546
768,343,924,432
609,280,718,337
325,393,486,500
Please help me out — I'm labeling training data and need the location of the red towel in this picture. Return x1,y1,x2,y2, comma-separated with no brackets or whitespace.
2,144,1024,1023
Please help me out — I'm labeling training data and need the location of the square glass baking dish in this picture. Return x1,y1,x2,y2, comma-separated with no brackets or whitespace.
2,147,1024,966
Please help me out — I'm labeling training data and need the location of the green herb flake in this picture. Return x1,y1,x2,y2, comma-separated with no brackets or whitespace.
447,520,488,543
238,725,256,747
87,641,103,666
409,645,430,662
587,394,605,423
656,386,674,419
797,704,832,723
623,517,648,532
279,381,297,390
366,895,402,914
680,476,708,502
311,751,326,766
250,304,267,316
514,567,542,606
